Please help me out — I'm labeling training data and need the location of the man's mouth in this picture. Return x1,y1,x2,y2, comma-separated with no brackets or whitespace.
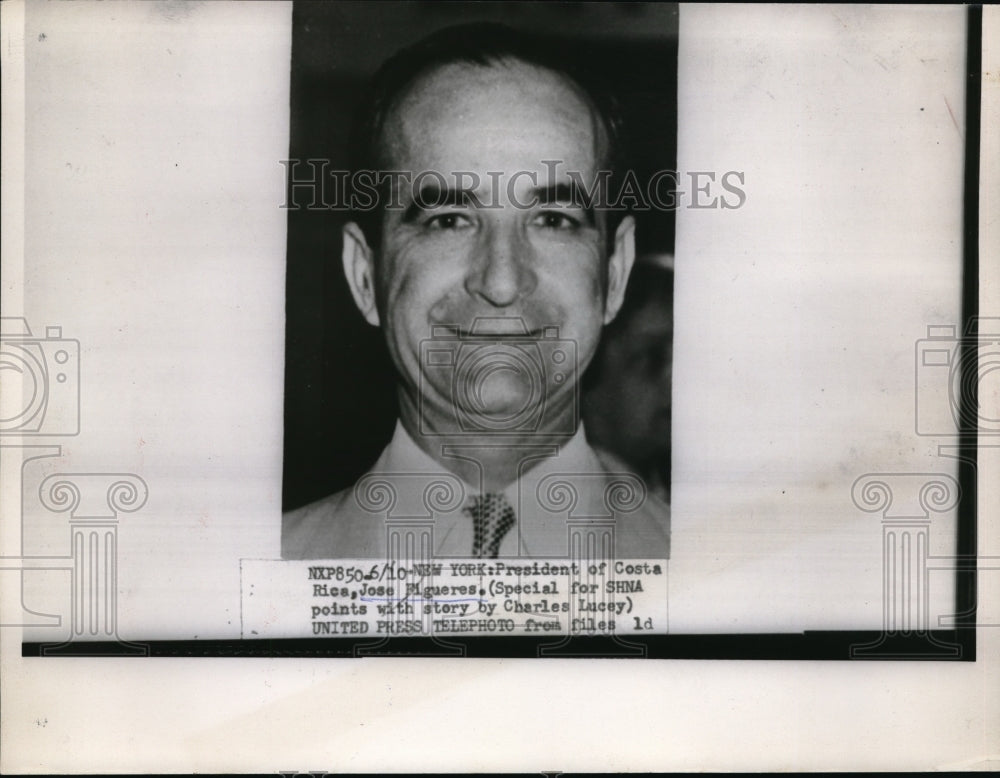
469,316,531,336
432,317,552,339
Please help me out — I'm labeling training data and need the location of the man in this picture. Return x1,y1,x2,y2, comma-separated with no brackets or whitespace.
283,23,670,560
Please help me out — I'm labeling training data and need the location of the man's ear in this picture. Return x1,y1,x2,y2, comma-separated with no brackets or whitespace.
603,215,636,324
342,222,380,327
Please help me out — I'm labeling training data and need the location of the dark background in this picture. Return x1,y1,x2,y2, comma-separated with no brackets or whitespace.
283,1,678,511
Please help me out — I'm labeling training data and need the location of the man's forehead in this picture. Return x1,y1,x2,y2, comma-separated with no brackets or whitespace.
380,59,603,177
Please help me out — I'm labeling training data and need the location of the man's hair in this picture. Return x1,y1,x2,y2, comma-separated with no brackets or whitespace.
347,22,630,250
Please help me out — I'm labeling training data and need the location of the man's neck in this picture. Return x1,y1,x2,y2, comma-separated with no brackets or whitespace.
398,399,576,491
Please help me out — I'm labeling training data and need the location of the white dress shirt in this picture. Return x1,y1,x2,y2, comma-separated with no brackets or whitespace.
283,421,669,560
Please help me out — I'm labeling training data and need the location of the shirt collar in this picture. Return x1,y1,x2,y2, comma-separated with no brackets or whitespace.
369,421,644,557
377,420,599,499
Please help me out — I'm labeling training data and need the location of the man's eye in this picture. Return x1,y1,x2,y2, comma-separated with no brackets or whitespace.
533,211,580,230
425,212,472,231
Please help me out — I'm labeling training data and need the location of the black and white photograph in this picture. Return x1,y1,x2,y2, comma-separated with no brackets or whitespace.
281,5,679,567
1,1,998,772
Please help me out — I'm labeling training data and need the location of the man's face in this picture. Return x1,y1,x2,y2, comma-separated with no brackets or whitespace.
343,60,634,435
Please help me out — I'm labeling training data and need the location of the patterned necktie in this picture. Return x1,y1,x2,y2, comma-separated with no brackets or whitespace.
465,492,516,558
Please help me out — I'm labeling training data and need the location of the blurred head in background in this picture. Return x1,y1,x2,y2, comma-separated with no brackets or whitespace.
583,257,673,500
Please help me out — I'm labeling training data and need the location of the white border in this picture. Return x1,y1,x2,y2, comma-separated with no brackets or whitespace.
1,1,998,772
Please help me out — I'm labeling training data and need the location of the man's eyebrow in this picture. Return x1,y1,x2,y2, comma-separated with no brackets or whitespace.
401,184,479,223
399,181,599,225
530,183,597,225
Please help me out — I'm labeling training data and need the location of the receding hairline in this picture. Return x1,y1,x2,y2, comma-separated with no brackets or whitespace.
373,56,613,173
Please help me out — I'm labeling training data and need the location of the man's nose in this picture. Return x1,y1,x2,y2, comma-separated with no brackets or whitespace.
464,226,537,307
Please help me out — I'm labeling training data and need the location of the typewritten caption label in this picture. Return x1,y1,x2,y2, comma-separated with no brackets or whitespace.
241,559,668,637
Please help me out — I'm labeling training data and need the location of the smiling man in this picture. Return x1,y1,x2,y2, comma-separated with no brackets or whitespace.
283,23,670,561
